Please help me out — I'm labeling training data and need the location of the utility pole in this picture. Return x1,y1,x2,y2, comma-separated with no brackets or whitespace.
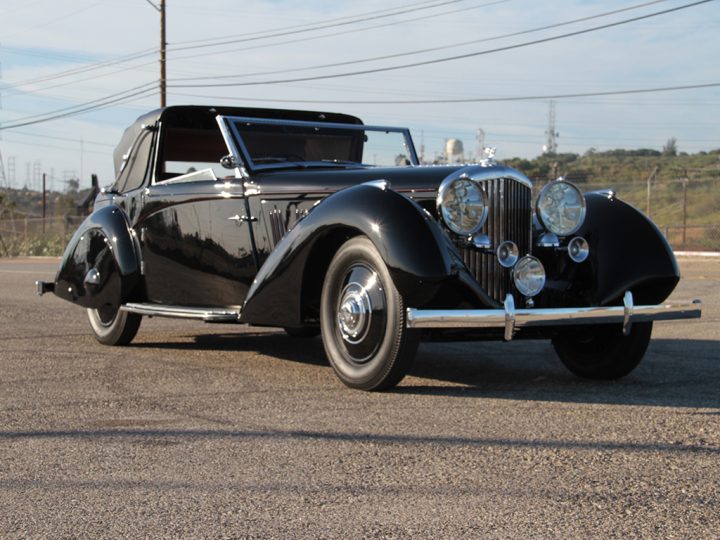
160,0,166,107
144,0,166,107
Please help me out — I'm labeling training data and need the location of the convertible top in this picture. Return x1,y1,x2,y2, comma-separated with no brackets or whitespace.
113,105,364,178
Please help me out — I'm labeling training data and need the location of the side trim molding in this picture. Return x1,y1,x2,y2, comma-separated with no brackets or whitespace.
121,303,240,322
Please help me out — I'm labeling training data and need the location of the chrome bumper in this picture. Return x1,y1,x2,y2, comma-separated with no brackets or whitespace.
35,280,55,295
406,291,702,341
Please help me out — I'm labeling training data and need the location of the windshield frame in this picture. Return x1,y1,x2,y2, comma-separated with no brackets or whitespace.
220,115,419,172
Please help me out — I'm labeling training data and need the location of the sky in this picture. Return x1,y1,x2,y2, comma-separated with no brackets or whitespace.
0,0,718,191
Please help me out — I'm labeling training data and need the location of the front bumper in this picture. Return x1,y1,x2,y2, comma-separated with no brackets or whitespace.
406,291,702,341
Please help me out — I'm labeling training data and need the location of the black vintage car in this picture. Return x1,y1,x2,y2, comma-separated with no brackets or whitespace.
37,105,702,390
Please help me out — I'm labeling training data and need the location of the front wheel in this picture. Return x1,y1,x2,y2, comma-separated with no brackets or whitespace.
320,236,418,391
87,304,141,346
552,322,653,380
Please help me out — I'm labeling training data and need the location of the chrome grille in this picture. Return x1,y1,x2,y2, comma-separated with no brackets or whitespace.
456,177,532,303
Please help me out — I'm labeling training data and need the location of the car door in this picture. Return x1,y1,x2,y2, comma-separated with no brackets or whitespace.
139,177,256,308
138,117,258,308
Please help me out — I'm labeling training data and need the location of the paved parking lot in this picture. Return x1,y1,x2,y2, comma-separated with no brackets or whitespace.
1,256,718,538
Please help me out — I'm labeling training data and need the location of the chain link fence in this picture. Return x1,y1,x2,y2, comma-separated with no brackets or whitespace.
542,177,720,252
661,224,720,252
1,177,719,256
0,215,83,257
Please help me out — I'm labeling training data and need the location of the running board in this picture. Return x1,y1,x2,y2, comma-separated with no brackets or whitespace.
121,303,240,322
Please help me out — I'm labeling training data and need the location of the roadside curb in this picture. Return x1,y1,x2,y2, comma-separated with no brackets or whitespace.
674,251,720,258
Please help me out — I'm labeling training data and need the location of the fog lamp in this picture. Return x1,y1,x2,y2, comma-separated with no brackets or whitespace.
497,241,519,268
513,256,546,297
568,236,590,263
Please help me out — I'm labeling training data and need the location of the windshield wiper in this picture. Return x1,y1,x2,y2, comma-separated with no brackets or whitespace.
254,159,365,170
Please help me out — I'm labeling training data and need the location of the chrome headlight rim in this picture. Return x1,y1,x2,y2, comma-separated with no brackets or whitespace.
535,179,587,237
436,176,488,236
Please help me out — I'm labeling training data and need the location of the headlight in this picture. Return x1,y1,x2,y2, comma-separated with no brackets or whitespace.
437,177,487,236
536,180,586,236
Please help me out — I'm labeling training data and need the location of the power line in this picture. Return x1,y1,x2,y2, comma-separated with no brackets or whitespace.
170,0,471,47
170,0,714,89
7,130,115,147
168,0,506,66
172,82,720,104
171,0,670,82
5,48,157,89
4,59,159,100
1,137,109,156
2,0,478,92
0,83,157,130
173,0,667,81
169,0,483,53
3,82,156,124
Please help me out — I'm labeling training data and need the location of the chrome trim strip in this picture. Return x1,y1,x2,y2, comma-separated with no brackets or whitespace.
623,291,634,335
406,293,702,342
459,164,533,189
121,303,240,322
216,115,250,181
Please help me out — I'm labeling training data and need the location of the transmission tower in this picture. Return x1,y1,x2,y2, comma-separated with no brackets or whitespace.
0,41,7,189
475,128,485,160
543,100,559,154
0,151,6,190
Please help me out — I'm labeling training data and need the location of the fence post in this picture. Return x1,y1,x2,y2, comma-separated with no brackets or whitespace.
682,177,688,249
42,173,47,235
645,166,658,218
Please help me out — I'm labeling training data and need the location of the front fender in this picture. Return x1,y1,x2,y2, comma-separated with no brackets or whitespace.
54,205,140,309
579,191,680,305
240,183,458,327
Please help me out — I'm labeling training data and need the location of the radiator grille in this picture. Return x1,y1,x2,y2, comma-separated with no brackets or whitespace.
456,177,532,303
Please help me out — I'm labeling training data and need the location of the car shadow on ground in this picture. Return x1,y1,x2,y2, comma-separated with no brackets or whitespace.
135,332,720,410
135,330,329,367
403,338,720,410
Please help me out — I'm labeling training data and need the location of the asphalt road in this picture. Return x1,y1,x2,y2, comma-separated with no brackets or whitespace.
1,257,718,539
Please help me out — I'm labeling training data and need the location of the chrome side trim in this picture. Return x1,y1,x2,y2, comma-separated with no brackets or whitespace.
121,303,240,322
406,292,702,342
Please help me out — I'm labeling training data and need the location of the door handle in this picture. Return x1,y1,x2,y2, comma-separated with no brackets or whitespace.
227,214,257,222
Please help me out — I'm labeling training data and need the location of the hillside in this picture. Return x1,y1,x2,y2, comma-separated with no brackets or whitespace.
1,148,719,255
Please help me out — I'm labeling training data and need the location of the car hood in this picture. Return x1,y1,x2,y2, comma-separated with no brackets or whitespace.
252,165,466,197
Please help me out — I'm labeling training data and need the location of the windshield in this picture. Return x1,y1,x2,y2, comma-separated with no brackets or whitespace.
224,116,418,171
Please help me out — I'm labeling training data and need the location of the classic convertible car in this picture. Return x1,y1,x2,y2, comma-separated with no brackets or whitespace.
36,105,702,390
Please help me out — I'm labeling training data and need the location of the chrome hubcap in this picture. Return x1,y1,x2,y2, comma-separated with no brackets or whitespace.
332,263,386,364
337,283,372,345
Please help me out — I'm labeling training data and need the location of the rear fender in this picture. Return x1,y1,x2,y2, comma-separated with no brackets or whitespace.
240,183,459,327
54,205,140,309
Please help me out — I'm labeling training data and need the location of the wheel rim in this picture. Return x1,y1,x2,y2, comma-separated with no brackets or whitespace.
334,264,387,364
95,303,119,327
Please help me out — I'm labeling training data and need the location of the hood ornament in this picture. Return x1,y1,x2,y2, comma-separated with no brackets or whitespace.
480,147,497,167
